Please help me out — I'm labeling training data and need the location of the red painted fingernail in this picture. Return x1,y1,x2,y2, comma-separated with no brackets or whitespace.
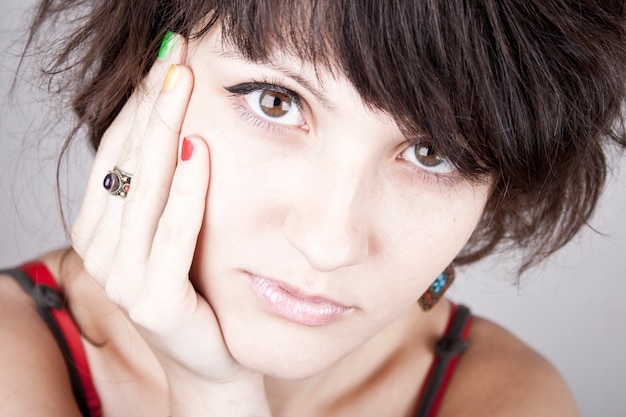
181,137,194,161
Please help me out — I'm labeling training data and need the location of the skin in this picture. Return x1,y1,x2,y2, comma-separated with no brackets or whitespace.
0,28,580,417
183,29,490,379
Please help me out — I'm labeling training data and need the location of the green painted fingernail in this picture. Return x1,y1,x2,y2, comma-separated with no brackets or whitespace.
157,31,176,60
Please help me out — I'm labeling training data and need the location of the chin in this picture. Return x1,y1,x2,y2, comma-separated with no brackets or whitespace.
229,340,332,380
219,313,353,380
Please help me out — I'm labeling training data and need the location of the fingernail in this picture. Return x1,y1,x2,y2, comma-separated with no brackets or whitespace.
162,64,181,92
157,31,176,60
181,137,194,161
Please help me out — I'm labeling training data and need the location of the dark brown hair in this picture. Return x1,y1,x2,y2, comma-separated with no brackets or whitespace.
25,0,626,273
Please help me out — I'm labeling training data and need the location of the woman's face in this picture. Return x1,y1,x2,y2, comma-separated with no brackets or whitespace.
182,28,491,379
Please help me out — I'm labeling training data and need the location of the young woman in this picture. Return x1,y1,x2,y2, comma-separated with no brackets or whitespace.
1,0,624,416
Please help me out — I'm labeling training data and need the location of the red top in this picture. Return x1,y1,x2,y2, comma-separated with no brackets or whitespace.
18,263,103,417
7,263,470,417
412,302,472,417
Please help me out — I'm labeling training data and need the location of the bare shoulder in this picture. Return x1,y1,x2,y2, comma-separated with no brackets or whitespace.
0,270,83,416
438,315,580,417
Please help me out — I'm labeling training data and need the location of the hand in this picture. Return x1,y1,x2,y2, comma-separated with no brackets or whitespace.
70,34,271,416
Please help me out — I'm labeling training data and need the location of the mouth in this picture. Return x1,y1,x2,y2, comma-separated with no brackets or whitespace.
247,273,354,326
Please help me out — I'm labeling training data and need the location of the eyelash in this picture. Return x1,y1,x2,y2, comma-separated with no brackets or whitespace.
398,142,463,186
405,162,462,186
224,80,306,135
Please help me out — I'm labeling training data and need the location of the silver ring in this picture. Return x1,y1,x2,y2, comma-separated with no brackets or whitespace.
103,166,132,199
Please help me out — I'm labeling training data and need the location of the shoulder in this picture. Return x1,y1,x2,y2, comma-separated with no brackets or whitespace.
0,268,83,416
439,314,580,417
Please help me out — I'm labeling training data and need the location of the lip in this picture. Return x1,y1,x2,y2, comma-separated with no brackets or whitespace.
247,273,354,326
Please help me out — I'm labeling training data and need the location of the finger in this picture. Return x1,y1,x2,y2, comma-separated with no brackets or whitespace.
103,34,189,170
75,34,187,225
118,64,195,259
73,35,187,279
79,34,188,214
106,64,195,304
130,135,210,327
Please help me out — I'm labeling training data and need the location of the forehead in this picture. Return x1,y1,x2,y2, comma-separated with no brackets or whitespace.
210,0,469,141
217,48,337,110
192,29,382,120
200,0,500,179
208,4,424,113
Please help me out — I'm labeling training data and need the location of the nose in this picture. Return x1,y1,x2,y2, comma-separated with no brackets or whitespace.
283,160,370,272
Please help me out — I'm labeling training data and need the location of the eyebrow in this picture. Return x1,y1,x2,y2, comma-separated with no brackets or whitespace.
219,50,336,110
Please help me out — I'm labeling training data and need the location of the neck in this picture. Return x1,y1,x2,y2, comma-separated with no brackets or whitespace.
264,301,450,417
38,248,451,417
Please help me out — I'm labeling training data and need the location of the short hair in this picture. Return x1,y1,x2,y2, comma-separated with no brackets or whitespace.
25,0,626,272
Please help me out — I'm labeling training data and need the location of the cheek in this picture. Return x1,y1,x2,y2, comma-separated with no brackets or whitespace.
377,179,487,258
363,185,489,307
182,89,296,278
180,78,489,377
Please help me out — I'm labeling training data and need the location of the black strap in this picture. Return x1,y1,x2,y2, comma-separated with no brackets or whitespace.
414,304,471,417
1,268,92,417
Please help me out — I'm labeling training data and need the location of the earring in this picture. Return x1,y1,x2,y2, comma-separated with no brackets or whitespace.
418,265,455,311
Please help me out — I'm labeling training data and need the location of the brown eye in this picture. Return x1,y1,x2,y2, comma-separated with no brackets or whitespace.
259,90,292,118
401,142,455,174
415,143,445,168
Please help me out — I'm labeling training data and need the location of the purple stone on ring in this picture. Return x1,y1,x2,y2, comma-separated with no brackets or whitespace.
103,171,121,192
103,173,114,191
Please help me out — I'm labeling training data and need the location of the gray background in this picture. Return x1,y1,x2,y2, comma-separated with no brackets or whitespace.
1,1,625,415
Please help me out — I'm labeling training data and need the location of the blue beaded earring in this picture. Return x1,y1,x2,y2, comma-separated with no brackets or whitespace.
418,266,455,311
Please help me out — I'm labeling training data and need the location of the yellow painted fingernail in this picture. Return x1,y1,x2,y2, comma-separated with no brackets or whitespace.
162,64,181,92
